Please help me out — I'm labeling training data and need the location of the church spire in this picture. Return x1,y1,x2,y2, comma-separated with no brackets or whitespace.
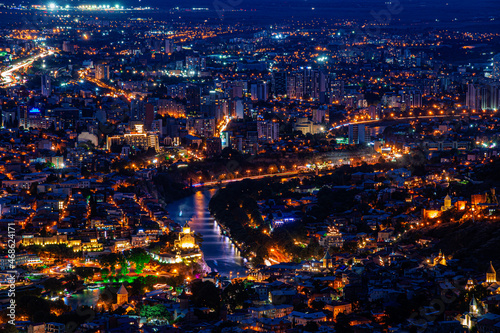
486,261,497,283
469,294,478,315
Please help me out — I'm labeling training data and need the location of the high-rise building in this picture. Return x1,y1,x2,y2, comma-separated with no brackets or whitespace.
493,53,500,81
144,103,155,130
62,40,73,53
348,124,370,144
401,90,422,109
229,81,244,99
186,86,201,116
467,83,499,111
466,83,480,110
157,99,185,118
272,72,287,96
303,68,315,99
312,108,327,123
481,84,500,111
294,71,305,99
205,137,222,157
106,133,159,152
257,120,279,141
41,74,51,97
95,64,110,80
312,107,329,124
232,99,244,119
214,99,228,121
165,39,174,53
151,39,161,51
286,75,296,98
187,117,216,138
368,105,380,120
185,56,206,73
17,104,28,128
200,94,216,118
329,80,345,103
250,82,268,101
130,100,145,121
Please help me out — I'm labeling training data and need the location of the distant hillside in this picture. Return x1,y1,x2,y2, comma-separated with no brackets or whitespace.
416,220,500,271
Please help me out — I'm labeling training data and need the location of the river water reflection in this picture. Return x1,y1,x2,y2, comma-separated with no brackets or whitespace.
166,190,246,277
64,190,243,309
64,289,100,310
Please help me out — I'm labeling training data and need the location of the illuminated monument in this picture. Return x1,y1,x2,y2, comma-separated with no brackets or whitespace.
150,221,202,265
174,222,197,250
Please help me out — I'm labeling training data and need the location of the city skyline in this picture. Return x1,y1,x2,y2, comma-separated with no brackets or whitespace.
0,0,499,332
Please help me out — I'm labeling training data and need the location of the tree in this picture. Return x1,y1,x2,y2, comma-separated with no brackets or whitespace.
99,253,120,274
130,275,158,296
311,300,325,310
119,255,129,275
99,288,115,310
335,312,353,332
344,240,359,253
43,278,64,296
74,267,95,282
101,268,110,279
190,280,221,311
304,321,320,331
140,304,172,322
125,248,150,274
222,281,255,312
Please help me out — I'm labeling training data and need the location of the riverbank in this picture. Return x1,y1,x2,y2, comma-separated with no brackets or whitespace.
165,190,247,277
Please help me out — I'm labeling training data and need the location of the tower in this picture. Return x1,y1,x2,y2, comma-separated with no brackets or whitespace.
116,284,128,305
463,294,481,329
486,261,497,283
322,251,332,269
433,250,447,266
182,222,191,234
442,194,452,211
470,295,478,316
466,277,475,291
444,195,451,209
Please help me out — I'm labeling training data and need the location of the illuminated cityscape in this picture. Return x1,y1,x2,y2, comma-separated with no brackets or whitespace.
0,0,499,332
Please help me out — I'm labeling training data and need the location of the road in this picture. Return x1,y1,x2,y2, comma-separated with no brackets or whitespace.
193,154,380,188
333,113,473,129
193,170,308,187
0,49,54,87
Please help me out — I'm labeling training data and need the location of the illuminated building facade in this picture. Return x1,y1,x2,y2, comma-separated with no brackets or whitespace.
106,133,159,151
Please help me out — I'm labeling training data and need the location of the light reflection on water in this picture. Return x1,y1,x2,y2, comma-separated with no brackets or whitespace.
166,190,246,277
64,289,100,309
64,191,244,308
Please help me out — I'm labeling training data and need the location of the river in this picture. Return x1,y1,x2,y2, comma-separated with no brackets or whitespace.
64,289,100,310
166,189,247,277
